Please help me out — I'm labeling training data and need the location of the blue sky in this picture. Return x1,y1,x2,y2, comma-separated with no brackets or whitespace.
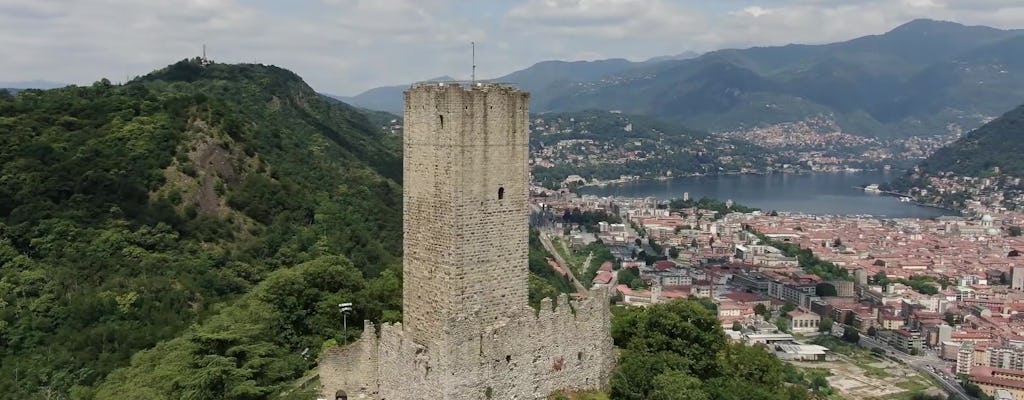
1,0,1023,94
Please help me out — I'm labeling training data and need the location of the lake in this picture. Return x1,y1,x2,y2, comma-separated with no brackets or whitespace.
577,171,957,218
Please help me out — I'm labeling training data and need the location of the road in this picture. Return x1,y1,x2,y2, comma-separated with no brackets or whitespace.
858,336,970,400
538,230,588,293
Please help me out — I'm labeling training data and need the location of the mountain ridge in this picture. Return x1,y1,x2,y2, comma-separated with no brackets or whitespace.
345,19,1024,139
917,103,1024,176
0,59,406,399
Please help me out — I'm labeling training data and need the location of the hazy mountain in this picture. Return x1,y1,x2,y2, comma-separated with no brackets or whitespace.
918,103,1024,176
643,51,701,64
0,79,69,89
333,75,455,113
341,58,645,113
540,19,1024,137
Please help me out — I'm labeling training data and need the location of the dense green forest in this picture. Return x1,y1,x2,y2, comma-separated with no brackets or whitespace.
610,300,815,399
0,59,406,399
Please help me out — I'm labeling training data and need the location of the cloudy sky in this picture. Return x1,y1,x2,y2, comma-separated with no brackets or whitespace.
2,0,1024,95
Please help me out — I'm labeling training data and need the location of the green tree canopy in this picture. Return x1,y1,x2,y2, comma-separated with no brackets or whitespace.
610,300,812,400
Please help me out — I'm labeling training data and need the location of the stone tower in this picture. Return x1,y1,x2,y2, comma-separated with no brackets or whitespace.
402,82,530,348
318,82,614,400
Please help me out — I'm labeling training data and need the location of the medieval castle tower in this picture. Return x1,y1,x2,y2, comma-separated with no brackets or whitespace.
319,83,614,400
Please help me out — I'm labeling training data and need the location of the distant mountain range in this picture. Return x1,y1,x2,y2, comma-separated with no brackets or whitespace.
0,80,68,90
344,19,1024,138
338,55,700,114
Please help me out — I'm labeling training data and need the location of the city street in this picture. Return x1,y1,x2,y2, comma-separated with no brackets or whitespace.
858,335,970,400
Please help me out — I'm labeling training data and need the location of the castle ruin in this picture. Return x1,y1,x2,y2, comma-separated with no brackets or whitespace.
318,83,615,399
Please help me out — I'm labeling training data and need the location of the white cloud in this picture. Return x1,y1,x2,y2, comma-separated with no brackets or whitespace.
738,6,773,18
0,0,1023,94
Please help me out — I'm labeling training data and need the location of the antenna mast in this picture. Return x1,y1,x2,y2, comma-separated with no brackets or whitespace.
471,41,476,84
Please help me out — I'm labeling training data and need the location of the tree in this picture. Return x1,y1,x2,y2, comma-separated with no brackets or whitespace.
944,312,962,327
781,302,797,314
650,371,709,400
635,238,643,247
717,342,783,387
753,303,768,318
871,271,890,286
775,318,790,333
867,326,877,337
873,259,886,266
815,283,837,297
732,321,743,331
962,380,995,400
610,300,727,399
610,299,809,400
819,318,834,333
842,328,861,343
769,210,779,217
668,247,680,259
1010,226,1022,237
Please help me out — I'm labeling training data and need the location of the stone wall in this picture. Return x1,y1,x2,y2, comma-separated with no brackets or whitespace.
318,323,380,400
402,83,530,348
441,293,615,399
374,292,614,400
318,83,614,399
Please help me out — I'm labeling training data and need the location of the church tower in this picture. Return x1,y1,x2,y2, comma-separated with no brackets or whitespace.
401,82,530,347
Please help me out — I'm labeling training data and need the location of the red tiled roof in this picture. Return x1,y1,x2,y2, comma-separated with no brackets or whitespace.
654,260,675,271
593,271,613,284
971,366,1024,390
725,291,768,303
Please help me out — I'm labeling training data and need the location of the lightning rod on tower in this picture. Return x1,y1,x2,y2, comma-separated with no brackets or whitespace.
471,41,476,84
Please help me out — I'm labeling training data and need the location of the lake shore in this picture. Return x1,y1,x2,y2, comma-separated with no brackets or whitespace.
578,171,957,218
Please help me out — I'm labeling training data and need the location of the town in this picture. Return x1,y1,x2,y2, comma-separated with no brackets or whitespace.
531,187,1024,400
897,170,1024,213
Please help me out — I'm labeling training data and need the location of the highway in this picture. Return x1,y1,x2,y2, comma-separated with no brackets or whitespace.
858,335,971,400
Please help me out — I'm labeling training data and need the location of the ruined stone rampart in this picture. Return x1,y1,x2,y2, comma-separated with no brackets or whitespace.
321,292,613,400
318,323,380,399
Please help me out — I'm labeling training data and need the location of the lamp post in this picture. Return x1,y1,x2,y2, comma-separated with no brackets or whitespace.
339,303,353,345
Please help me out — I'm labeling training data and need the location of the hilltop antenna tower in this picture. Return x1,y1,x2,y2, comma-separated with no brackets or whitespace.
471,41,476,84
201,44,211,66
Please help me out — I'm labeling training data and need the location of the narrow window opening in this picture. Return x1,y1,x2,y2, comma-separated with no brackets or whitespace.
439,114,444,129
498,187,505,200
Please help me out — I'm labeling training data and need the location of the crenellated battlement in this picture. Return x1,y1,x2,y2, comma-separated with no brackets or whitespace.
317,81,613,400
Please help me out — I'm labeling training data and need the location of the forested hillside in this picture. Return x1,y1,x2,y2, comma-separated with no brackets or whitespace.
918,104,1024,176
0,59,405,399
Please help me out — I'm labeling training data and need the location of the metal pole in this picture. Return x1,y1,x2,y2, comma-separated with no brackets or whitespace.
339,302,353,346
471,41,476,84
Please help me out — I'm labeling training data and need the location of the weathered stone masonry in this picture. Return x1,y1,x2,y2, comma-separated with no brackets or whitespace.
318,83,614,400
